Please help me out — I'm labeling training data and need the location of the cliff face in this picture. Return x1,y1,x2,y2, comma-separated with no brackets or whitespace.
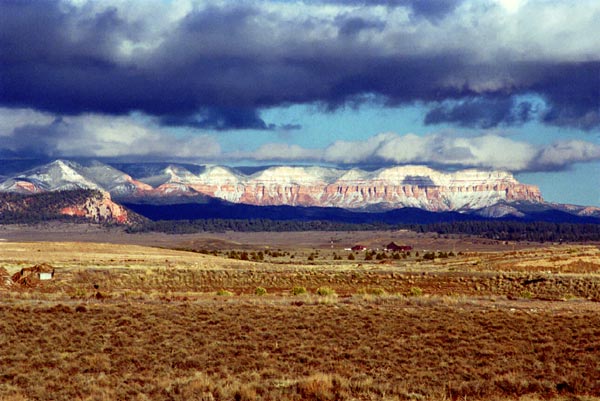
60,191,130,224
186,181,542,211
0,161,544,212
175,166,543,211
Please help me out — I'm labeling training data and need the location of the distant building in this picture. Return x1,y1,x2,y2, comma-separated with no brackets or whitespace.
385,242,412,252
11,263,55,286
39,272,54,280
351,245,367,251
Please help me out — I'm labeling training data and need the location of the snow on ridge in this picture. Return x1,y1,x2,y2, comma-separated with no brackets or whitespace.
198,165,243,184
0,160,540,211
0,161,521,190
21,159,101,191
249,165,342,185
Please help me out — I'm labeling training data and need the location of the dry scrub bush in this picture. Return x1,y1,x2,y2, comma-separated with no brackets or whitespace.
297,373,335,400
316,287,336,296
358,287,387,296
254,286,267,296
291,286,308,295
3,299,600,400
409,286,423,296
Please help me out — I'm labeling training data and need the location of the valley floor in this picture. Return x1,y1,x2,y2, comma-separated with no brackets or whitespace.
1,233,600,400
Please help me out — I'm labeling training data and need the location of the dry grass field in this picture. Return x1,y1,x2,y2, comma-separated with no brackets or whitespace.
1,232,600,401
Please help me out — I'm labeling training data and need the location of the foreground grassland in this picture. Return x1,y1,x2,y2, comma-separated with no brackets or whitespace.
1,240,600,401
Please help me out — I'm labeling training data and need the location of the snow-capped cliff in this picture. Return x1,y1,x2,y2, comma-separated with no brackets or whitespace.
0,160,544,212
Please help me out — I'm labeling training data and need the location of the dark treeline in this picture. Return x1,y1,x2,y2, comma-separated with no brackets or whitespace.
126,219,391,234
127,218,600,242
414,220,600,242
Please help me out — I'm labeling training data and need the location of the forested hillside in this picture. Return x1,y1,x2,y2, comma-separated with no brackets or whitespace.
0,190,137,224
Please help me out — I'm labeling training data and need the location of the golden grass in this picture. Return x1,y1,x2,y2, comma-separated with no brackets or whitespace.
2,240,600,400
1,298,600,400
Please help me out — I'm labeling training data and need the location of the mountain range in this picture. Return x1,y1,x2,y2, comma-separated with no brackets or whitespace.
0,159,598,223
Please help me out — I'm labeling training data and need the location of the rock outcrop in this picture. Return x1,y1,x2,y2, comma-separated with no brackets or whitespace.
60,191,130,224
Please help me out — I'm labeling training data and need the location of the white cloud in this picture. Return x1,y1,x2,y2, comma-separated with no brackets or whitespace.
321,132,537,170
232,132,600,172
250,143,322,161
536,140,600,169
2,108,598,172
0,108,221,160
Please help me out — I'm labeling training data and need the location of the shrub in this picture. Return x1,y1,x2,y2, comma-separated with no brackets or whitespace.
348,253,355,260
520,290,533,299
367,287,386,296
298,373,335,400
216,289,234,296
292,286,308,296
71,287,87,299
409,287,423,297
360,287,387,296
255,287,267,296
316,287,336,296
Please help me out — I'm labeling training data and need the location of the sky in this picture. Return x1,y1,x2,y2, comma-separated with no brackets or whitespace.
1,0,599,205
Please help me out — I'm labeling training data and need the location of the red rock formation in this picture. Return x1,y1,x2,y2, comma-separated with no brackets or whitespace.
60,192,129,224
182,180,543,211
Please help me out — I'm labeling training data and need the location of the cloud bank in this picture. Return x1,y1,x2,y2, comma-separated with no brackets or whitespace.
1,0,599,130
1,105,598,171
0,109,220,160
240,132,600,172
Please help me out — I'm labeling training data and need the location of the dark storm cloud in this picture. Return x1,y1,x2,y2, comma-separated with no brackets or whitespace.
0,0,138,114
405,0,465,19
534,62,600,130
337,17,386,37
0,0,599,131
6,118,67,159
423,62,600,130
160,108,302,131
424,97,536,128
322,0,465,19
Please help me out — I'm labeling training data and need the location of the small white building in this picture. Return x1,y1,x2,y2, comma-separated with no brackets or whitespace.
39,272,54,280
